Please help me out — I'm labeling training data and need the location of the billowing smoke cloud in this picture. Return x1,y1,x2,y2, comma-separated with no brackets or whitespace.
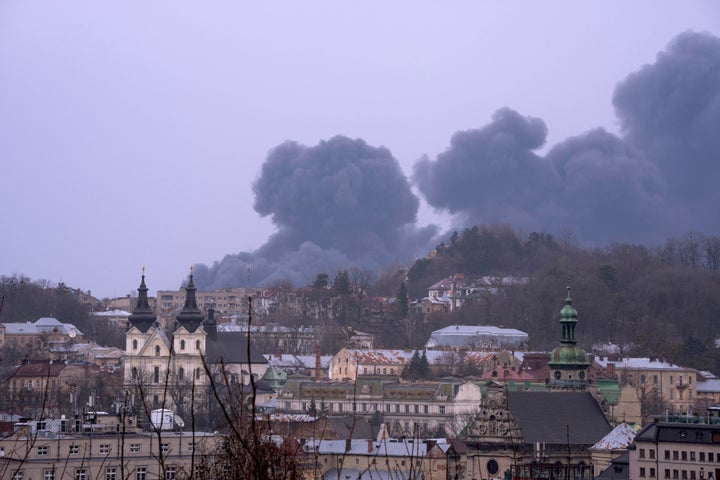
195,31,720,289
193,136,437,290
414,31,719,244
413,108,560,232
613,31,720,228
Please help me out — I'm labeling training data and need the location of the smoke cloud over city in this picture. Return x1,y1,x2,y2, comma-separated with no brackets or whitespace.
194,31,720,290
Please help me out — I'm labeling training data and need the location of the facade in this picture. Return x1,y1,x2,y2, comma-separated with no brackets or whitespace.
277,376,483,437
630,417,720,480
124,273,268,425
594,357,698,417
0,417,222,480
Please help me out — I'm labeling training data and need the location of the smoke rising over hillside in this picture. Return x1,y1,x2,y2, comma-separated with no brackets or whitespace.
194,31,720,290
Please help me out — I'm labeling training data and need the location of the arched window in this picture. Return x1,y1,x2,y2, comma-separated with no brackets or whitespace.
178,368,184,380
180,340,186,350
195,368,201,380
132,367,138,379
196,340,200,350
132,339,138,350
155,345,160,357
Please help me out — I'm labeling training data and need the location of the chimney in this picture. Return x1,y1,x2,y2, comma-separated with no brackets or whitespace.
315,344,322,381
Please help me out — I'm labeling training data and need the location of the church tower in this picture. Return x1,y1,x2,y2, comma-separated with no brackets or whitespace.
548,287,590,389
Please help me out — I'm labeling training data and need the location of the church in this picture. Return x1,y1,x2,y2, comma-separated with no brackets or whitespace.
459,288,611,480
123,271,268,428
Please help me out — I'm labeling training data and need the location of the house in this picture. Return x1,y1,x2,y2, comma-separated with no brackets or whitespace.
425,324,529,350
590,422,639,477
0,317,83,351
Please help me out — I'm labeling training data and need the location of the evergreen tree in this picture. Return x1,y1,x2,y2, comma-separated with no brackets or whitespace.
333,270,351,295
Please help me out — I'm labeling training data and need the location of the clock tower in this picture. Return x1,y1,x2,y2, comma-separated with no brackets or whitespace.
548,287,590,389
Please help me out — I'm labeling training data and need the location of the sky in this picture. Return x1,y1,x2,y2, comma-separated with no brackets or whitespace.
1,2,719,300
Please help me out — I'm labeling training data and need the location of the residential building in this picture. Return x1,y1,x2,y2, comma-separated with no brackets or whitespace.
425,324,529,350
594,356,698,418
0,317,83,350
630,415,720,480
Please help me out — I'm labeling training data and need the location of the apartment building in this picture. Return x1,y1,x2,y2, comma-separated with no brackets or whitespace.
0,422,222,480
630,416,720,480
277,376,482,437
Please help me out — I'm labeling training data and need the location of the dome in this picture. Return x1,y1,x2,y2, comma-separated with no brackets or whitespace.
550,344,589,366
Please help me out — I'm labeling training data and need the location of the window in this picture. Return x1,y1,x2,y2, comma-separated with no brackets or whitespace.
178,368,184,380
690,472,696,480
188,443,197,453
414,405,419,414
641,449,646,459
709,453,714,462
641,468,647,477
76,469,87,480
650,450,655,459
439,405,446,414
12,471,24,480
670,376,674,384
683,452,688,461
100,444,110,454
682,471,688,480
37,445,49,455
165,467,176,480
691,452,696,461
130,444,141,453
132,367,138,379
106,468,117,480
195,368,201,380
196,340,200,350
665,469,671,479
405,404,410,413
654,375,659,384
180,340,186,350
424,405,429,414
666,451,671,460
136,467,147,480
651,468,656,478
133,339,138,350
700,452,706,462
69,444,80,454
161,443,170,454
155,345,161,356
385,404,391,413
673,470,679,479
674,451,680,461
395,404,400,413
154,366,160,383
44,470,55,480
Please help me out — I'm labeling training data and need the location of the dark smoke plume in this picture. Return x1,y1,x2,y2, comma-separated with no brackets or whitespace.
193,136,436,290
613,30,720,228
194,31,720,290
414,31,719,245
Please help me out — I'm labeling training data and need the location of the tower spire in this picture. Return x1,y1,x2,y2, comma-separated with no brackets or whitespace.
128,268,157,333
176,267,205,332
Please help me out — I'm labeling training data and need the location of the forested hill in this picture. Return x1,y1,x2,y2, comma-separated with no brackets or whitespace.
406,225,720,371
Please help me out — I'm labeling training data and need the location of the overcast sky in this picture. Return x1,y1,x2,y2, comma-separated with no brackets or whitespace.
1,2,719,300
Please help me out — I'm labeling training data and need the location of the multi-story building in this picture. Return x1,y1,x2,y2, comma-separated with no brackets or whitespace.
630,415,720,480
277,376,482,436
594,357,698,417
0,317,83,350
0,414,223,480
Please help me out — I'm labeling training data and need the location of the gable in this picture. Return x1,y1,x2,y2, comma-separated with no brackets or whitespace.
136,328,172,357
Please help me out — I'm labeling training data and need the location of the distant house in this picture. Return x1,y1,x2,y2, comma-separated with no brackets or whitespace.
0,317,83,351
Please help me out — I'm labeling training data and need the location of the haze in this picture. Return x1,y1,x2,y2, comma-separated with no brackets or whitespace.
1,2,718,299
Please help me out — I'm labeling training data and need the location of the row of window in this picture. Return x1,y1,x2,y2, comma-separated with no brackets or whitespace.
15,466,186,480
131,340,202,352
294,401,447,415
38,442,196,456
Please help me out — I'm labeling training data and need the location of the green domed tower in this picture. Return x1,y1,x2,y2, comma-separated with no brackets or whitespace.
548,287,590,389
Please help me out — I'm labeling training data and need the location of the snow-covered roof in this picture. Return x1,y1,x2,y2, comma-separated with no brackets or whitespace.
591,422,638,450
92,309,131,317
594,357,694,371
425,325,528,349
696,378,720,393
2,317,82,337
304,438,428,457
